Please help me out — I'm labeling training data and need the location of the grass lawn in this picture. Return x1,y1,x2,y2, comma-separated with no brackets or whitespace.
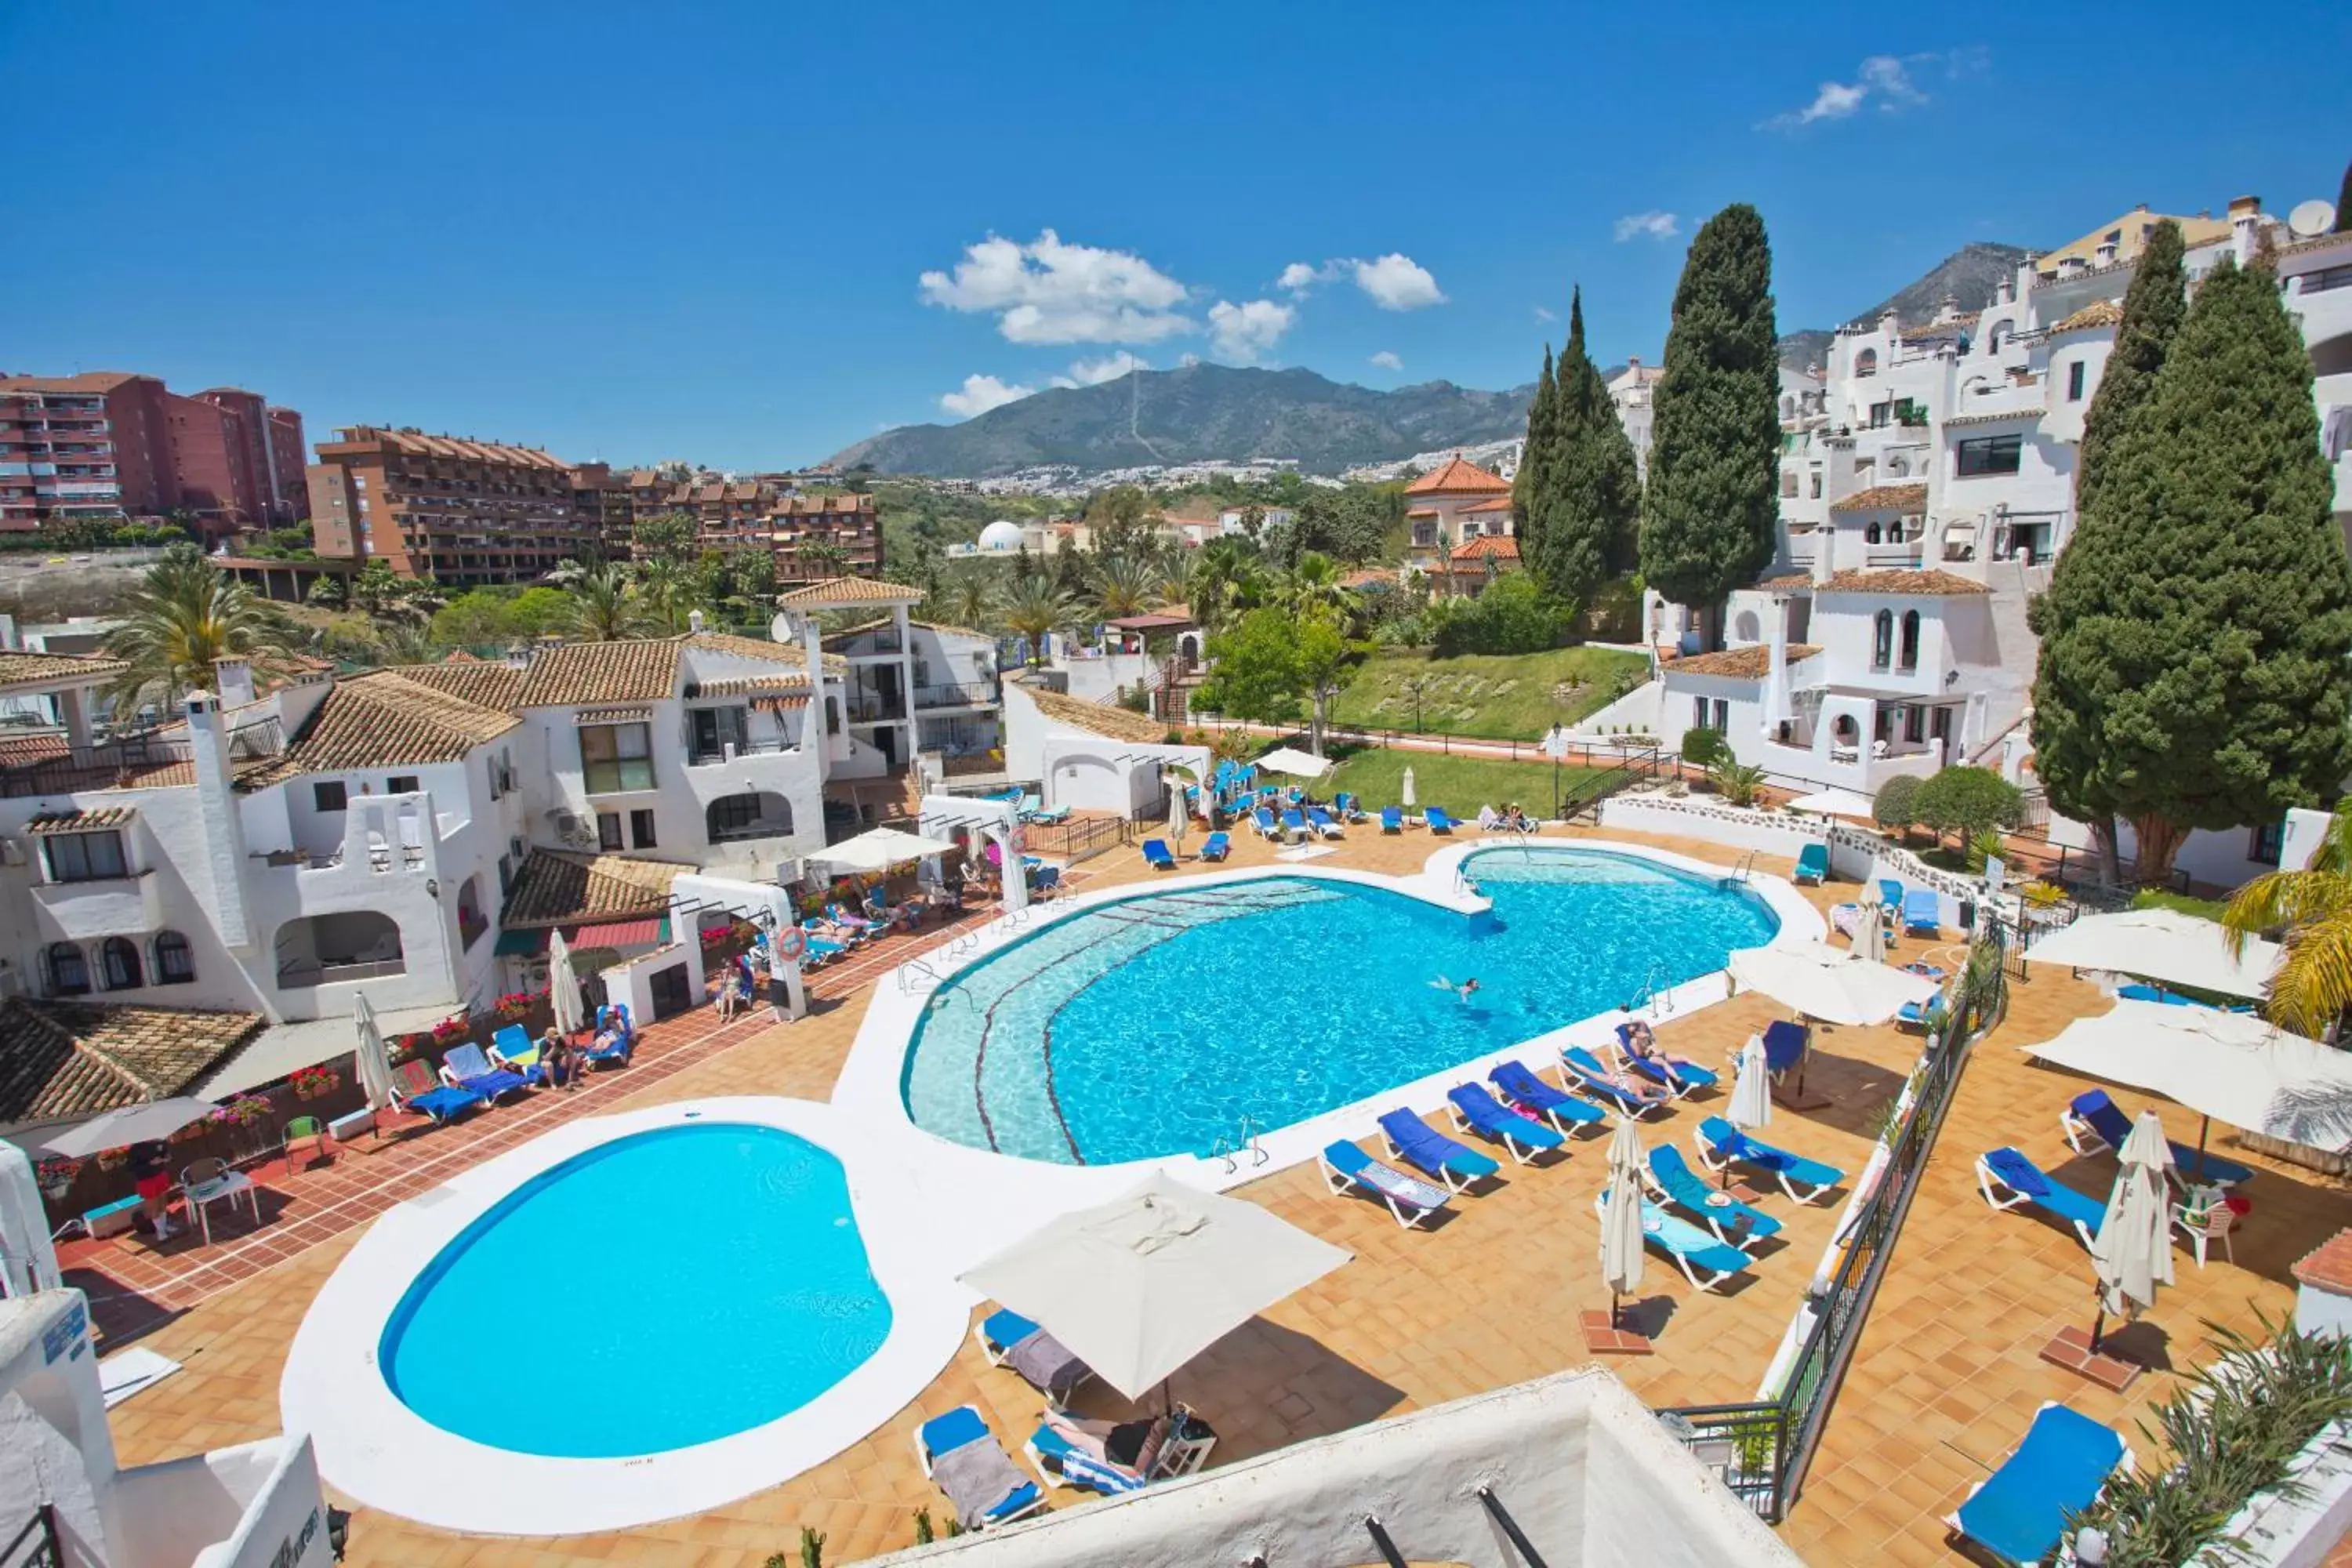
1321,746,1612,818
1325,645,1649,742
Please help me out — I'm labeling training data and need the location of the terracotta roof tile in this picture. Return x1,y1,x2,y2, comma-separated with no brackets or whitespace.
1461,496,1515,513
501,849,691,928
1018,681,1175,745
1829,483,1930,514
1820,568,1988,596
516,639,683,707
0,997,263,1124
1450,535,1521,561
245,670,520,782
391,660,527,709
775,576,924,608
2294,1228,2352,1294
0,650,128,690
1759,574,1813,591
1403,454,1512,496
26,807,136,834
2050,299,2124,336
1664,644,1821,681
1943,408,2043,428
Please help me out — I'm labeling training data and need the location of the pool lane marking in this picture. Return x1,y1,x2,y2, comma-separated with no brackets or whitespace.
967,917,1179,1155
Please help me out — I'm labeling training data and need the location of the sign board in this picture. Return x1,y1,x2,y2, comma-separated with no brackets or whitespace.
1984,854,2005,892
1540,726,1570,761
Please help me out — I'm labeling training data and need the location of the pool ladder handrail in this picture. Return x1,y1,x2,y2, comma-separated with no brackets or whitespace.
1210,1115,1269,1174
1721,850,1759,887
1630,958,1676,1018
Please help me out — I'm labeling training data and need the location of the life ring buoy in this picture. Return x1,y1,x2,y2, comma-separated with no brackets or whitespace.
775,927,808,962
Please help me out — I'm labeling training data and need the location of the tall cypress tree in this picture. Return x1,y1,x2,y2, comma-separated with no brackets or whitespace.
1638,204,1780,647
2028,254,2352,884
1537,286,1643,601
2336,159,2352,232
1512,345,1559,575
2072,219,2185,523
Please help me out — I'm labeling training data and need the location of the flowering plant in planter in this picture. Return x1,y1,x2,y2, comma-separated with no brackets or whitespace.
290,1065,341,1099
491,992,533,1022
430,1016,469,1044
214,1094,276,1128
34,1156,79,1200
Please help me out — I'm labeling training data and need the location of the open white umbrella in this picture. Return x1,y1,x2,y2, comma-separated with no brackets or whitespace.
808,826,963,876
352,991,395,1118
1253,746,1330,779
2020,999,2352,1163
959,1172,1352,1403
1785,788,1879,820
2086,1110,2176,1354
1400,767,1417,808
546,928,586,1037
35,1098,218,1159
1599,1117,1647,1330
1729,941,1936,1028
2026,908,2280,999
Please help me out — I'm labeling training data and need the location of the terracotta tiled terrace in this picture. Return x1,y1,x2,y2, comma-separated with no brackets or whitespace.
78,819,2352,1566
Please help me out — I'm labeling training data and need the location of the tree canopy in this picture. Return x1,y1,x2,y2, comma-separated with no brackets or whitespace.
1195,607,1306,728
2028,253,2352,883
1911,766,2024,848
2073,219,2185,524
1523,288,1642,602
1638,204,1781,643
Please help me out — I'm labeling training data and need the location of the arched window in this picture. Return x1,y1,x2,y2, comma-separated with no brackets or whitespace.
46,942,89,996
1899,609,1922,671
707,791,793,844
154,930,195,985
1872,609,1894,668
1780,394,1796,419
1854,348,1878,378
1831,714,1860,746
1888,455,1910,477
100,936,143,990
1988,323,2009,354
1865,521,1883,544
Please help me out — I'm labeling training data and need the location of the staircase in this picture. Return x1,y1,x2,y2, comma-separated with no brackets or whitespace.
1969,557,2048,764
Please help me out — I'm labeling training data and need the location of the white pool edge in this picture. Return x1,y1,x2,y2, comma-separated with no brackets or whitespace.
833,836,1827,1198
278,1097,970,1537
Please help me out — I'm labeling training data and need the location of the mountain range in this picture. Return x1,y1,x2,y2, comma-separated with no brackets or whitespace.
833,242,2028,477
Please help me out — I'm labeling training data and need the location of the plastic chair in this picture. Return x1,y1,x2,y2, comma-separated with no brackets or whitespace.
281,1115,332,1177
2172,1200,2237,1268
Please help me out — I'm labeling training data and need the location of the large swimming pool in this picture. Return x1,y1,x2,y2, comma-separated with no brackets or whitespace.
380,1123,891,1457
902,846,1779,1165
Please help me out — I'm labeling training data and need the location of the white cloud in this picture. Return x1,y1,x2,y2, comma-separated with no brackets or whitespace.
1277,261,1326,293
1063,351,1148,387
1534,304,1559,323
918,230,1193,344
1352,253,1446,311
1763,49,1983,129
1613,210,1682,243
1207,299,1295,363
1369,350,1403,371
938,374,1036,419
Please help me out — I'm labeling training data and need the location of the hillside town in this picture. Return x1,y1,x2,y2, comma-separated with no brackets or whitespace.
5,45,2352,1562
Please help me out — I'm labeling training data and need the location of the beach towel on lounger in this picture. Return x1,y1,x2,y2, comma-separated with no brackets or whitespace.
931,1432,1033,1525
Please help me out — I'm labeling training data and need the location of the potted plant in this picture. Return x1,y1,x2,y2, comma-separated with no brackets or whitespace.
290,1065,340,1101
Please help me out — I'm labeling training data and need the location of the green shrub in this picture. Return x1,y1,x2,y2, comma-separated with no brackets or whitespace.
1680,727,1729,770
1911,766,2024,848
1872,775,1922,838
1431,572,1573,656
1708,760,1766,807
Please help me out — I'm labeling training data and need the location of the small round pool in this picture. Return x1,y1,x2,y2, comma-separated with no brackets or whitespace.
379,1123,891,1457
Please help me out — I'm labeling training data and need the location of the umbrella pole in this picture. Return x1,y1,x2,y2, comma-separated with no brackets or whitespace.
2089,1301,2107,1357
2195,1116,2212,1181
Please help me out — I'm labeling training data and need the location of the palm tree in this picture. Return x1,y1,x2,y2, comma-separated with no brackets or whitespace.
929,567,996,633
1189,539,1263,634
636,555,711,633
996,577,1076,662
1094,554,1156,620
2225,802,2352,1036
561,558,656,641
100,547,298,720
1276,550,1353,624
1154,548,1196,609
795,540,851,582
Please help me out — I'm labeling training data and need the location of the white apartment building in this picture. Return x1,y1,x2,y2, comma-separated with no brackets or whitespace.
822,612,1006,790
1607,358,1665,474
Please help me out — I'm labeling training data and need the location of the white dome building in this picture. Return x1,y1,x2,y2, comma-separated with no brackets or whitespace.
977,520,1027,554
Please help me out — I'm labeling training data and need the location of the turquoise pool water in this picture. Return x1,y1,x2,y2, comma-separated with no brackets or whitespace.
902,847,1779,1165
380,1123,891,1457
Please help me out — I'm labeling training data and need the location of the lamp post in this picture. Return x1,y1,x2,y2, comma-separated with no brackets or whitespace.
1544,722,1569,820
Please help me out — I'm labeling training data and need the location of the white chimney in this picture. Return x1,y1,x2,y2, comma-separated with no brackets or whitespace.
2093,238,2118,266
2058,256,2088,279
2016,254,2040,300
0,614,16,651
1878,307,1900,339
184,691,254,951
2230,194,2262,264
212,655,256,710
1936,292,1958,325
794,612,829,768
688,608,706,633
1812,523,1836,586
1995,273,2015,307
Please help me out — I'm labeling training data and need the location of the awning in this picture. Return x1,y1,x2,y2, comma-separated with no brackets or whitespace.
571,916,669,949
494,928,549,956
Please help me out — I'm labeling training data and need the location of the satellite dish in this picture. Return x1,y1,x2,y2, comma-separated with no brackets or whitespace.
769,612,795,644
2289,200,2337,239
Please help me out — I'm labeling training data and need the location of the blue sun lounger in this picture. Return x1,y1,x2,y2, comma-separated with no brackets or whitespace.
390,1059,485,1126
1793,843,1829,884
488,1023,554,1087
975,1308,1094,1401
1488,1059,1607,1136
585,1004,635,1067
1877,878,1904,910
1279,808,1308,842
1377,1109,1501,1193
916,1406,1044,1530
1976,1146,2104,1249
1560,1046,1672,1120
1252,805,1283,840
1695,1116,1845,1203
1142,838,1176,869
1611,1023,1719,1098
438,1041,531,1104
1902,888,1941,935
2060,1088,2252,1188
1949,1404,2129,1567
1307,807,1344,839
1320,1140,1453,1229
1646,1144,1781,1250
1424,806,1457,834
1198,831,1232,862
1761,1018,1809,1080
1594,1190,1753,1291
1334,792,1367,822
1380,805,1404,833
1445,1083,1564,1164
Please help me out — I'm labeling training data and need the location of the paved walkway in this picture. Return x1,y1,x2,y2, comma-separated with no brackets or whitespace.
82,822,2352,1567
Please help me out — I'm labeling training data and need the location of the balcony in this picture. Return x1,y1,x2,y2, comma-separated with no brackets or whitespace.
278,956,405,989
686,734,796,766
914,681,998,709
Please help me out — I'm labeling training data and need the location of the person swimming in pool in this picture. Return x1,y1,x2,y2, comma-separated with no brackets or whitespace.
1429,975,1480,1002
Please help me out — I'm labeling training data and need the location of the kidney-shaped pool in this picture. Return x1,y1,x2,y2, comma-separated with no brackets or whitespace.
902,845,1780,1165
381,1121,891,1457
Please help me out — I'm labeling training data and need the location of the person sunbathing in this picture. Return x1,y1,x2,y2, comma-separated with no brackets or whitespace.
826,901,877,931
1040,1408,1171,1479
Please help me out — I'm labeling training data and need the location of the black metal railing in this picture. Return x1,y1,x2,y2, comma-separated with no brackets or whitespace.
3,715,293,795
915,681,998,709
1,1505,64,1568
1026,813,1129,866
1557,745,1669,823
1662,928,2005,1520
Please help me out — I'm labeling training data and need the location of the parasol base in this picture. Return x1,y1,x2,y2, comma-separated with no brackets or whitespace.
1771,1084,1835,1111
1581,1309,1653,1356
2038,1324,2140,1392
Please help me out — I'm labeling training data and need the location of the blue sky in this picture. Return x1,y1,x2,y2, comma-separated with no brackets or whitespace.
2,2,2345,470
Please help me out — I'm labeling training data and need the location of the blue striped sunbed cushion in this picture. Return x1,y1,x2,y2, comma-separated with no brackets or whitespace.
1983,1147,2104,1232
1648,1146,1781,1239
1324,1142,1452,1210
1956,1404,2125,1565
1448,1084,1563,1148
1029,1423,1149,1494
1377,1110,1501,1181
1490,1061,1606,1124
1701,1117,1843,1188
